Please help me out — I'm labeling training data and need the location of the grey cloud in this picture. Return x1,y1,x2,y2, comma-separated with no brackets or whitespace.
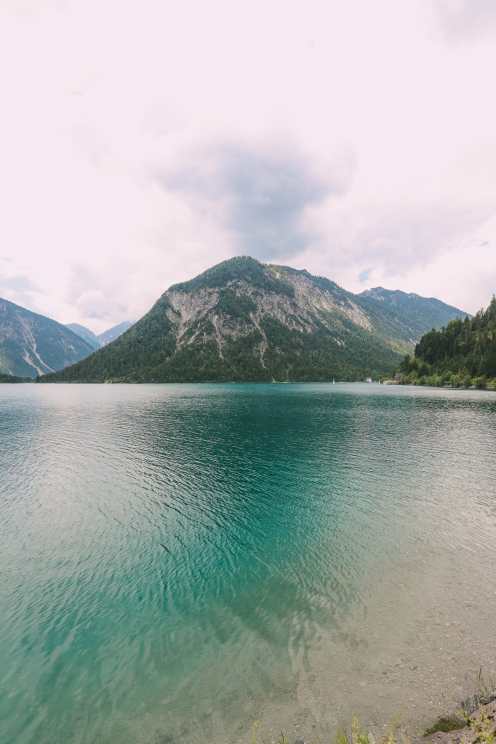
313,203,495,279
0,274,39,292
160,141,354,261
366,206,494,276
0,274,41,310
436,0,496,40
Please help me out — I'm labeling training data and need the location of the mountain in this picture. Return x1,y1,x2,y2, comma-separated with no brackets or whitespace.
98,321,133,346
40,257,467,384
359,287,468,345
0,298,94,379
66,323,101,350
397,297,496,390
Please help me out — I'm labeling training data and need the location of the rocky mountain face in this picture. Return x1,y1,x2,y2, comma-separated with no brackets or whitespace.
42,257,467,384
0,298,94,378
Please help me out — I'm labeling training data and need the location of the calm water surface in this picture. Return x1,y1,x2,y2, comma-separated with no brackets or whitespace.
1,383,496,744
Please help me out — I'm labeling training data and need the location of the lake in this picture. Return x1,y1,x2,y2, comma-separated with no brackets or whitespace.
1,383,496,744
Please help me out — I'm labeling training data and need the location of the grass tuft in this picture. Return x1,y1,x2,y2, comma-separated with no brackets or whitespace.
423,716,466,736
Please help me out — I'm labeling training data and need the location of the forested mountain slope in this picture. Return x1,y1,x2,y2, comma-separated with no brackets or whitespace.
397,297,496,389
358,287,467,348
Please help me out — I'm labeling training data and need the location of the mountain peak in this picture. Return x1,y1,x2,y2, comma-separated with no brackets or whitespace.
169,255,282,294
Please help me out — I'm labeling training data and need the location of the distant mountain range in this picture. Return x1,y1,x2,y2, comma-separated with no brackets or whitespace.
66,323,101,350
41,257,467,384
0,297,133,379
66,321,133,350
97,321,133,346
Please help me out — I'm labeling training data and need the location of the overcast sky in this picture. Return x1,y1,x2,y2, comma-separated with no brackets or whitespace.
0,0,495,331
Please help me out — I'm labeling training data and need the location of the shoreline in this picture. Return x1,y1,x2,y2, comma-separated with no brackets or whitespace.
248,683,496,744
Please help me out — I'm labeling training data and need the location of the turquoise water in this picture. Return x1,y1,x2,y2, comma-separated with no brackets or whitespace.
1,383,496,744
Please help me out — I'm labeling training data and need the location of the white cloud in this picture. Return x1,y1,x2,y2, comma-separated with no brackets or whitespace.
0,0,495,330
435,0,496,41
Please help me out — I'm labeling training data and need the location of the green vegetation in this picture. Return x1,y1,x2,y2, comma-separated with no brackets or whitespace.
246,672,496,744
171,256,295,298
423,716,465,735
397,298,496,390
215,288,257,320
247,704,496,744
360,288,468,347
41,295,177,383
0,373,30,383
40,302,401,384
247,710,495,744
257,313,401,382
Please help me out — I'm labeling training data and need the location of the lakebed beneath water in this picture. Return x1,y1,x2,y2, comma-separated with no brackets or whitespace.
1,383,496,744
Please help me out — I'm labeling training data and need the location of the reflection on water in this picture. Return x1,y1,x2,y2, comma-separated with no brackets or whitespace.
1,383,496,744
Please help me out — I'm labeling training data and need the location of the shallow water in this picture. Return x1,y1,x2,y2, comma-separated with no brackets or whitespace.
1,383,496,744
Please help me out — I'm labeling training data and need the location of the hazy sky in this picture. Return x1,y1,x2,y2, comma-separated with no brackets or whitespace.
0,0,495,331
